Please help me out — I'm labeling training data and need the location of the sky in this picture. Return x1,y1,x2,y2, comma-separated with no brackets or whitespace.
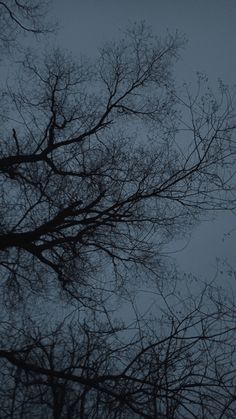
54,0,236,84
49,0,236,282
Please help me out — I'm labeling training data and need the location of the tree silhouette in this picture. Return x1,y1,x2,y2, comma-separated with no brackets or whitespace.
0,16,236,418
1,281,236,418
0,0,53,53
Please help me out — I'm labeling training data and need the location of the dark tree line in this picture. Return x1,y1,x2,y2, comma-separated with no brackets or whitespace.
1,283,236,418
0,3,236,418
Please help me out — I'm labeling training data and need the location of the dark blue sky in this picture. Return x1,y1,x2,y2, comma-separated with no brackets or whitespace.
51,0,236,280
54,0,236,84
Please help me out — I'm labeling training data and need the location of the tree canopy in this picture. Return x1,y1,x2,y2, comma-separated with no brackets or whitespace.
0,5,236,418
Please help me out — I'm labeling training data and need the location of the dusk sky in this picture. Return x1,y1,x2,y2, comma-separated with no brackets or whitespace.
50,0,236,281
1,3,236,415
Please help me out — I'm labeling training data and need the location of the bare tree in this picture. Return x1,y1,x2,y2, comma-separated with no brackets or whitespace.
0,281,236,418
0,0,53,53
0,21,236,418
0,25,235,299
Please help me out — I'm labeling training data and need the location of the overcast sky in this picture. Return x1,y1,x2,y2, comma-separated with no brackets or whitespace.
50,0,236,281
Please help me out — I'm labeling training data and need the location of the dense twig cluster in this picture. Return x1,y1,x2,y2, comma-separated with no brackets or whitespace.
0,0,52,53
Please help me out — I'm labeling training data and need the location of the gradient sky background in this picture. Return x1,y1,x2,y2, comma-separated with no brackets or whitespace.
49,0,236,282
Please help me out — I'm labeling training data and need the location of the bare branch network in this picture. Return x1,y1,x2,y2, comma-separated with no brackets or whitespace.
0,0,54,53
0,11,236,418
1,288,236,418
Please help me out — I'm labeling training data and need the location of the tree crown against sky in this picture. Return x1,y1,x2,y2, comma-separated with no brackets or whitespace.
0,4,236,418
0,23,235,300
0,0,54,54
